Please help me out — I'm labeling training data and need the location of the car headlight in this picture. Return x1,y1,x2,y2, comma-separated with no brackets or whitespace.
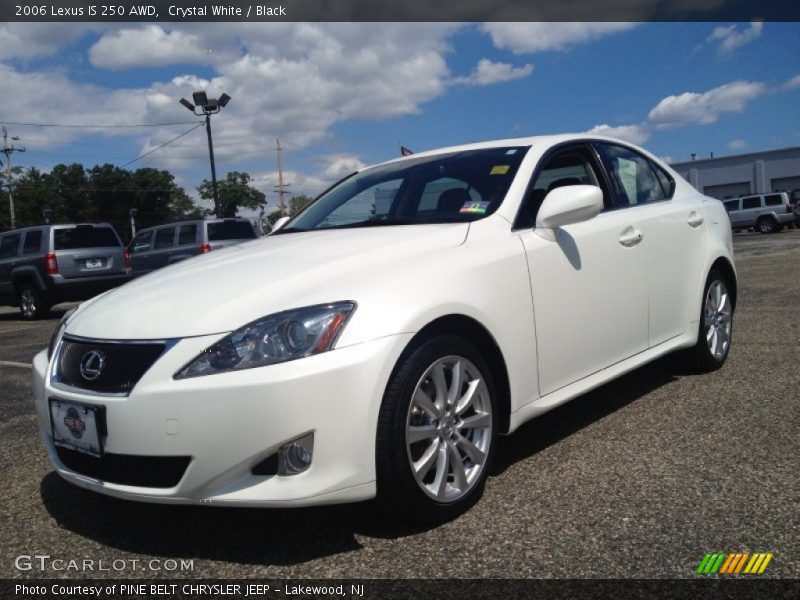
48,306,78,360
174,302,356,379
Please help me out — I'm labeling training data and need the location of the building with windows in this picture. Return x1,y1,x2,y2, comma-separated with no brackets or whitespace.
670,146,800,200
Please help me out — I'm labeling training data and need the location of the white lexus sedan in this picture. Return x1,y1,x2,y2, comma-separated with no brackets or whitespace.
32,135,736,521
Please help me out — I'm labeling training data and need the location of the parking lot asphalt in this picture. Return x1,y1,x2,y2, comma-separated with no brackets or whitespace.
1,230,798,580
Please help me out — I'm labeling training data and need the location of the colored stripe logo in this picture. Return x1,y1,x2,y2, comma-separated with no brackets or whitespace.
696,552,773,574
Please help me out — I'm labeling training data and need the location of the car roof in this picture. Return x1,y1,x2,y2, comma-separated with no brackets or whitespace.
374,133,645,167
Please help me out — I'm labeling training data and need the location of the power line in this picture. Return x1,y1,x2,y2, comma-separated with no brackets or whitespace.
0,120,203,129
120,124,204,168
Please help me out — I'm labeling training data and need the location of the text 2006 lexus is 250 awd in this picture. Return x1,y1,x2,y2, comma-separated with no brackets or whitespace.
33,135,735,521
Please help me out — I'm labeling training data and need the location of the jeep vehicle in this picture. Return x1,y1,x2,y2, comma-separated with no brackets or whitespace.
722,192,794,234
128,217,257,277
0,223,130,319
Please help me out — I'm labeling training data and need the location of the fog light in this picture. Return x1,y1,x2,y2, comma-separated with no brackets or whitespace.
278,433,314,476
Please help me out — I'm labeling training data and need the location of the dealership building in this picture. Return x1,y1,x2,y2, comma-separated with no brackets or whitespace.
670,146,800,200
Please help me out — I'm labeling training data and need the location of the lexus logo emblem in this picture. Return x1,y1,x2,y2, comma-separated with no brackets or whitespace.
79,350,105,381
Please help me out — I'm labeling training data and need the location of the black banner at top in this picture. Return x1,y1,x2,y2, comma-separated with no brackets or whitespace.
2,0,800,22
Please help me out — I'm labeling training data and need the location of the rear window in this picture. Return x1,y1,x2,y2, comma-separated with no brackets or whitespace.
207,220,256,241
764,194,783,206
54,226,121,250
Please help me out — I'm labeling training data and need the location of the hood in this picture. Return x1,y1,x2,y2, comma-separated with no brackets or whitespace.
66,224,469,339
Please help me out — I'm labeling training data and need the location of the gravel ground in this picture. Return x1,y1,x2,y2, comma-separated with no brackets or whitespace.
1,230,798,580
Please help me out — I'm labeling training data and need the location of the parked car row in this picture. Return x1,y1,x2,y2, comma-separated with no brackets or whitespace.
0,218,257,319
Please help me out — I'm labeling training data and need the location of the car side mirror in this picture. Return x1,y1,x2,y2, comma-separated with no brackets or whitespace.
270,216,291,233
535,185,604,241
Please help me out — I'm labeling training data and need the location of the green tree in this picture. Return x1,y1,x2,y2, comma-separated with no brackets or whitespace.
289,194,313,217
198,171,266,218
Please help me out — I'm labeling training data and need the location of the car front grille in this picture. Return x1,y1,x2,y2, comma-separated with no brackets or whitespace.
55,337,166,394
56,447,191,488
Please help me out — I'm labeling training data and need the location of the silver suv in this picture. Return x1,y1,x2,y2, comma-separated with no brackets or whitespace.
0,223,130,319
128,217,257,277
722,192,794,234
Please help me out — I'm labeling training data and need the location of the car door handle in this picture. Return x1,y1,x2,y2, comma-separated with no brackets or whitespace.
618,228,643,247
688,212,704,227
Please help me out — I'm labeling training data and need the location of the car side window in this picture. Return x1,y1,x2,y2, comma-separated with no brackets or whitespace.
741,197,760,209
22,230,43,254
515,147,604,229
154,227,176,249
178,224,197,245
764,194,783,207
723,200,739,212
0,233,22,259
130,231,153,253
596,143,668,208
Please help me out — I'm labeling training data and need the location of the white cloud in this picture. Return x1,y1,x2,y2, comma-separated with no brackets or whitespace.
88,25,230,70
727,139,746,150
583,123,650,145
454,59,533,86
780,74,800,91
708,21,763,54
481,22,636,54
647,81,767,129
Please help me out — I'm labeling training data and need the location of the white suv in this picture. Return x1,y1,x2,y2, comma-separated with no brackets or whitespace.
34,135,736,521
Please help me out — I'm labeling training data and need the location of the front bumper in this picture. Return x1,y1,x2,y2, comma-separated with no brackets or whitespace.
32,332,412,507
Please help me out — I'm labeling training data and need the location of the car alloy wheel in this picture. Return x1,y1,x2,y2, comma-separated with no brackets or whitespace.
703,279,732,361
18,284,44,320
376,334,497,522
758,218,776,234
405,355,493,503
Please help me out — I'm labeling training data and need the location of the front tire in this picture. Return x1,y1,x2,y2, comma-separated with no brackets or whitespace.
685,269,733,372
376,335,497,523
18,283,49,320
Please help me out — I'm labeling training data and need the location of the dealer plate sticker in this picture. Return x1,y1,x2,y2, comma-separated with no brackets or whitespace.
49,399,104,457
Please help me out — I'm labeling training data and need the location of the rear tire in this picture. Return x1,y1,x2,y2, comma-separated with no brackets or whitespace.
684,269,733,372
756,217,778,234
17,283,49,320
376,334,497,523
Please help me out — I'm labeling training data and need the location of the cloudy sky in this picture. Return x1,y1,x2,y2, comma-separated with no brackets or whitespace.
1,21,799,213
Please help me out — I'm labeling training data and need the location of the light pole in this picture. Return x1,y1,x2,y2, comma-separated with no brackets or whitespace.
129,208,138,238
179,91,231,217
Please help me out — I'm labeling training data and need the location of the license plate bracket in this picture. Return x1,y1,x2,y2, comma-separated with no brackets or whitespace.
49,398,106,457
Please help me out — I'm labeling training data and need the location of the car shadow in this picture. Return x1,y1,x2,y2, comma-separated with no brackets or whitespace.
491,353,684,475
40,353,687,567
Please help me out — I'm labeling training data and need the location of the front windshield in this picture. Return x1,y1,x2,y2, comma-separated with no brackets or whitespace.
280,146,529,232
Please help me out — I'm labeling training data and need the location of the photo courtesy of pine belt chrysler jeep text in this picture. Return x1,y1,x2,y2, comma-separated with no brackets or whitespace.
32,134,736,522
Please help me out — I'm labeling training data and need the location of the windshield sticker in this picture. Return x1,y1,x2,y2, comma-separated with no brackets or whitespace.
505,149,518,155
460,200,490,214
490,165,510,175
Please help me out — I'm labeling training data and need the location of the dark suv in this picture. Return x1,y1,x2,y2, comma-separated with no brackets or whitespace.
0,223,130,319
128,217,257,277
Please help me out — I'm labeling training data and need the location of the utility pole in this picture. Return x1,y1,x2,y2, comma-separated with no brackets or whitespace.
2,127,25,229
274,139,291,216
